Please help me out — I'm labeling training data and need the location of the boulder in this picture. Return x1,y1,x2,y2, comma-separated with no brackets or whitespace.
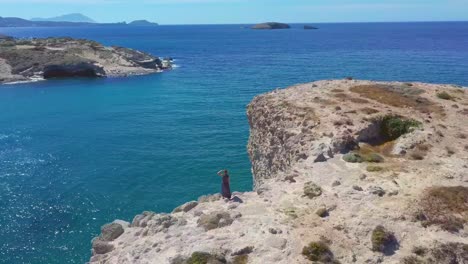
252,22,290,30
197,211,234,231
100,222,124,241
172,201,199,213
92,238,115,255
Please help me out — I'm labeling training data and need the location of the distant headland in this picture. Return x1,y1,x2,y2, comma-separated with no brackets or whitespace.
0,37,172,84
31,13,96,23
0,14,159,27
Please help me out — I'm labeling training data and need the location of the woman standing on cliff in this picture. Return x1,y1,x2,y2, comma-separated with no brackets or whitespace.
217,169,231,200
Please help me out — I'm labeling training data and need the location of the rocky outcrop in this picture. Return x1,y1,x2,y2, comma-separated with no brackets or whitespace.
252,22,290,30
89,80,467,264
304,25,318,30
0,37,173,84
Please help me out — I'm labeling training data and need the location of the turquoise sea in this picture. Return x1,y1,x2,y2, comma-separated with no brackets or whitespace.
1,22,468,263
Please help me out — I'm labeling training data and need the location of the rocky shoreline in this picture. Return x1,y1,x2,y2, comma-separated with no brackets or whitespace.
0,37,172,84
89,80,467,264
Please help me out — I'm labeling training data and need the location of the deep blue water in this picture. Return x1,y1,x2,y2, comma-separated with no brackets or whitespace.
0,22,467,264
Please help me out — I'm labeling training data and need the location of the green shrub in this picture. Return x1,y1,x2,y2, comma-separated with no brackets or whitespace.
302,241,336,263
363,153,384,163
436,91,454,100
304,182,322,199
371,225,397,252
343,153,364,163
186,252,226,264
380,115,421,140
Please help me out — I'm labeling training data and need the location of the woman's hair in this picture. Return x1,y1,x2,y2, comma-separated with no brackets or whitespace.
224,170,228,175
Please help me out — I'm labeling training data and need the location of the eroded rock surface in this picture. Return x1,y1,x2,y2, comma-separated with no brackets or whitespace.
89,80,467,264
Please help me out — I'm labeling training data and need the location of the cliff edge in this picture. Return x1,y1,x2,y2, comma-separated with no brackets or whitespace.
89,80,467,264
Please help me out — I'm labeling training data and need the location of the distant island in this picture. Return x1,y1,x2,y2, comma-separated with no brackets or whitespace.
0,37,172,84
0,15,159,27
31,13,96,23
128,20,159,26
252,22,291,30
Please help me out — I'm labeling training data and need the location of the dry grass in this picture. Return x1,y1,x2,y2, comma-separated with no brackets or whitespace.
418,186,468,232
333,93,347,99
436,91,455,101
350,85,445,116
361,107,380,115
331,88,344,93
349,98,369,104
408,143,432,160
332,92,370,104
367,165,385,172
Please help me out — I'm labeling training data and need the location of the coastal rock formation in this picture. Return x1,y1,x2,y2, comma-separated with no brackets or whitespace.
252,22,291,30
0,37,172,84
89,80,467,264
304,25,318,30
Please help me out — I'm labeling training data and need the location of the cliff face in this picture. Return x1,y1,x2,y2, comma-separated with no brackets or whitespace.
89,80,467,264
0,37,172,84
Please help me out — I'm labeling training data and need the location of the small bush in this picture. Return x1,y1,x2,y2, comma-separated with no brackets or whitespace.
186,252,226,264
363,153,384,163
380,115,421,141
371,225,397,253
437,91,454,100
304,182,323,199
343,153,364,163
302,241,337,263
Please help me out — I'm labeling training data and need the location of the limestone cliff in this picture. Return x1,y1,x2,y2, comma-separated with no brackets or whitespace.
89,80,467,264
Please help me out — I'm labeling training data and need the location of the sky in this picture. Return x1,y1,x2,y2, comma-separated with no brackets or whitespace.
1,0,468,24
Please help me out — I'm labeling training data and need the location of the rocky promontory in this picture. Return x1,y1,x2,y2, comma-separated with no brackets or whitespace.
89,80,467,264
252,22,291,30
0,37,172,84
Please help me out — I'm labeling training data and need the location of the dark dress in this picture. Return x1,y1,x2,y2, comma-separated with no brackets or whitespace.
221,175,231,199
